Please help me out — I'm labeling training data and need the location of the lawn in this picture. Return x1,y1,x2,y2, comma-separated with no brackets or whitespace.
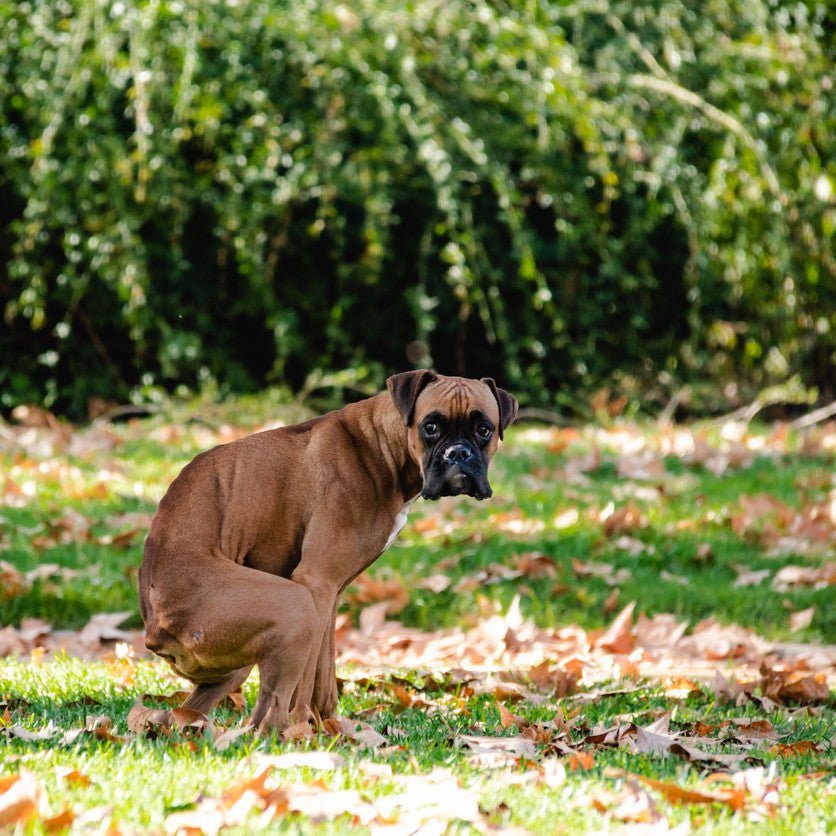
1,397,833,833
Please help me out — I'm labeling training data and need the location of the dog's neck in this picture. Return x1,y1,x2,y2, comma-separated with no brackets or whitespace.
343,393,423,502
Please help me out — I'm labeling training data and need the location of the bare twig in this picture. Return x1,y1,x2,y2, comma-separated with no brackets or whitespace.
790,400,836,430
515,407,572,426
657,387,690,428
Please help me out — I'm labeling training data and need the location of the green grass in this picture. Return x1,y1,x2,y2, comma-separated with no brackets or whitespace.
1,657,833,832
1,405,834,832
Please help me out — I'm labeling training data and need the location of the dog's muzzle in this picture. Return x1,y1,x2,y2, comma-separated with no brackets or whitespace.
421,443,492,501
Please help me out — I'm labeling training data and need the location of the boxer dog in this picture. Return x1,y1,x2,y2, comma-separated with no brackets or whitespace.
139,370,517,732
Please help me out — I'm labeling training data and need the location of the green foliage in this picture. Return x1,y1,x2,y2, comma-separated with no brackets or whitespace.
0,0,832,416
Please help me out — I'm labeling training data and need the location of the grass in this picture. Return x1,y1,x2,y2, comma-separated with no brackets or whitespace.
0,401,834,832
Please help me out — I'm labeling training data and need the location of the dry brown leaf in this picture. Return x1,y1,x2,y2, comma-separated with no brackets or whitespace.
6,723,57,742
42,807,75,833
55,767,91,787
0,770,44,828
641,775,746,811
172,706,210,730
773,565,836,592
282,720,316,741
731,495,795,539
662,676,702,700
601,502,647,536
667,742,749,770
347,573,410,615
513,552,558,579
597,602,636,654
126,703,173,735
732,565,771,587
566,750,595,771
77,611,135,646
789,607,815,632
496,701,523,730
527,661,580,697
458,734,537,759
770,740,822,757
416,573,453,593
322,716,387,748
0,561,29,600
283,782,377,824
602,588,620,617
758,667,830,704
616,451,667,482
571,557,631,587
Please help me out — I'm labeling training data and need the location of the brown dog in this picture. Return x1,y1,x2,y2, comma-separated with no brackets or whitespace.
139,370,517,732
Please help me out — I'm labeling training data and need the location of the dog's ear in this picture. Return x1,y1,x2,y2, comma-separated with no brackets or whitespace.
481,378,519,440
387,370,438,426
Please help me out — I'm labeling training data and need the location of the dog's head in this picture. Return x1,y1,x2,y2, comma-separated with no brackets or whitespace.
387,370,518,501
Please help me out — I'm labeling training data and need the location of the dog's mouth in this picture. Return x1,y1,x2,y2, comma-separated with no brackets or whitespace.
421,465,492,502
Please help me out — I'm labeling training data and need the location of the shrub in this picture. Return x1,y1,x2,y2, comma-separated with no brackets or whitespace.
0,0,832,416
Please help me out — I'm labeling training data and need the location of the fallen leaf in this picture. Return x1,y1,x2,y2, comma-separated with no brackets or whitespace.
42,807,75,833
602,588,620,617
346,573,410,615
770,740,822,757
55,767,91,787
758,667,830,704
597,602,636,654
458,734,537,759
496,701,523,729
732,566,771,587
0,561,29,599
416,573,452,593
601,502,646,536
213,724,254,751
77,611,135,645
527,661,580,697
126,703,173,735
789,607,815,632
172,706,210,730
571,558,631,587
566,750,595,771
513,552,558,579
281,721,315,742
641,774,746,811
322,716,387,748
0,770,43,828
773,565,836,592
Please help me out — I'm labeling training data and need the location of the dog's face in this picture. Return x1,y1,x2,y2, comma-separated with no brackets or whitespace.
387,371,518,501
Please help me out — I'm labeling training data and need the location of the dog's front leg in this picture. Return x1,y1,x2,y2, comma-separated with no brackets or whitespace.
309,599,340,718
287,567,340,721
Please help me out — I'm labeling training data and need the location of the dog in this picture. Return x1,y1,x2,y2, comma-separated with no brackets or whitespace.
139,370,517,732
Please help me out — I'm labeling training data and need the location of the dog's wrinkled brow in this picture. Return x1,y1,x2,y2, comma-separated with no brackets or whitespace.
469,409,494,428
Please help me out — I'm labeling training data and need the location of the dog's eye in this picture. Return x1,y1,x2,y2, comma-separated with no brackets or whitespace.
477,424,492,439
423,422,439,436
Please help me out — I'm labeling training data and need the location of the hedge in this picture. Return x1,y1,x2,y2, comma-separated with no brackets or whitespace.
0,0,833,417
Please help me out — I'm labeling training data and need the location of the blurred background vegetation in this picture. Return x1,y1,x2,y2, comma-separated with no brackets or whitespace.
0,0,833,420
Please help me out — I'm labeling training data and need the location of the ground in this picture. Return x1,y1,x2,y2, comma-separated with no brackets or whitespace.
0,398,833,833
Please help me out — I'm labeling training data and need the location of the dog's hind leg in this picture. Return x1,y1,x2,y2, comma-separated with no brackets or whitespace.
143,557,319,734
181,665,253,715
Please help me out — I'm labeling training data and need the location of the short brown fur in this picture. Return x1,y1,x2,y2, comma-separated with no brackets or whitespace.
139,372,516,731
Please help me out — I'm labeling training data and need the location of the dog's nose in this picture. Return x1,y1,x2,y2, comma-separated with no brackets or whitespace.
443,443,473,463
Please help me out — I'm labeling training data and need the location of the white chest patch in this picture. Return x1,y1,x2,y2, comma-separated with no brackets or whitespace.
384,498,417,550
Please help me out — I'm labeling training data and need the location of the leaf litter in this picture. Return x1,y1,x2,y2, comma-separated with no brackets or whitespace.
1,412,834,831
